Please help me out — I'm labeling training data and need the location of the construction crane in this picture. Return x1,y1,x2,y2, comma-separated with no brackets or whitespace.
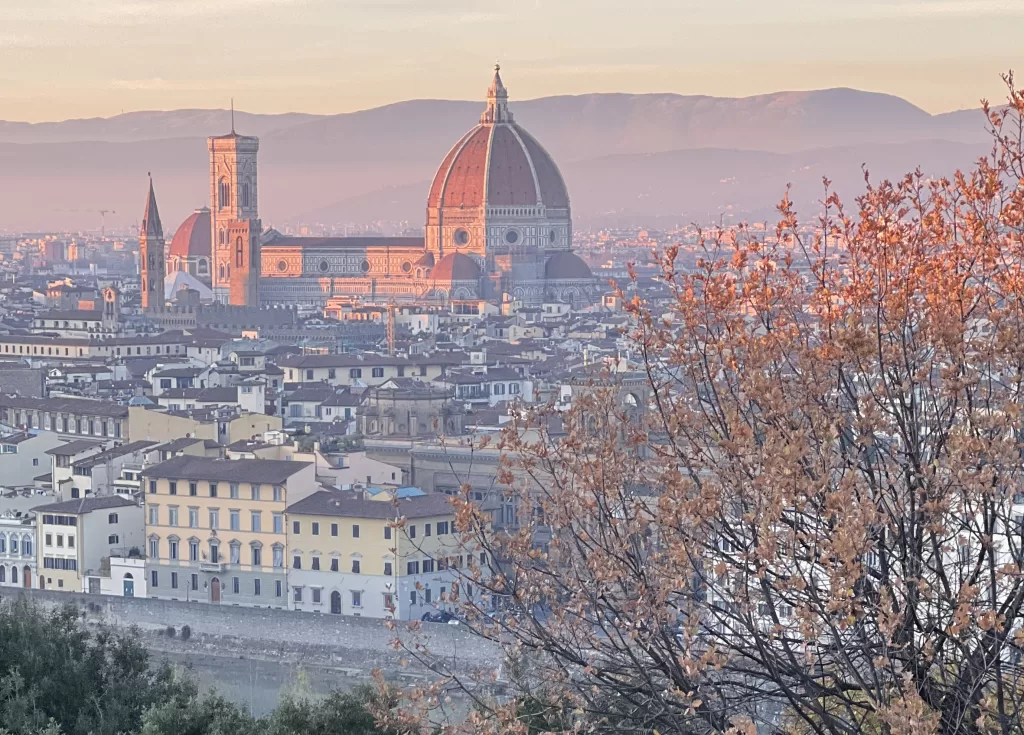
51,208,117,236
98,210,115,237
386,300,397,356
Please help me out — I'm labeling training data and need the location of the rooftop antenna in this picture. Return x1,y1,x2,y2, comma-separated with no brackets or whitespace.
231,99,235,134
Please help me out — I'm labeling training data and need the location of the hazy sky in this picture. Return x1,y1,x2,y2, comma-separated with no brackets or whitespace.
1,0,1020,122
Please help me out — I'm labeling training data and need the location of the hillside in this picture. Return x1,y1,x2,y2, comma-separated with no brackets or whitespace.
297,139,986,230
0,89,996,233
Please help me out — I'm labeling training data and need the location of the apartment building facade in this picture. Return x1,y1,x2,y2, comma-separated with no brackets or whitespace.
0,395,129,441
34,495,143,591
0,511,37,589
141,455,317,607
0,430,65,488
285,490,470,620
128,405,282,445
278,353,464,388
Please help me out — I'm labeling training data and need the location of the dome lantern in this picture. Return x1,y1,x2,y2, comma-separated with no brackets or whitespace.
482,63,513,124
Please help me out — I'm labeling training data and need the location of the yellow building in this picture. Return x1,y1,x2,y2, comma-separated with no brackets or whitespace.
285,490,478,619
141,455,317,606
129,405,282,445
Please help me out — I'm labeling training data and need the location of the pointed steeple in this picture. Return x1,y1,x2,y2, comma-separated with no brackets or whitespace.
140,173,166,313
481,63,513,124
142,174,163,238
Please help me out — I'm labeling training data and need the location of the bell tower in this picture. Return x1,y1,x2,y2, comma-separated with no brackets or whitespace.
140,176,166,313
209,109,261,306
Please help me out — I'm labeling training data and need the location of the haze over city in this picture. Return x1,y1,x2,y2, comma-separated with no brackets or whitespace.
2,0,1021,121
2,3,1024,734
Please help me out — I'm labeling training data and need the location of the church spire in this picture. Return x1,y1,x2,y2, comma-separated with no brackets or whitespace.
140,173,166,313
481,63,513,124
142,174,163,238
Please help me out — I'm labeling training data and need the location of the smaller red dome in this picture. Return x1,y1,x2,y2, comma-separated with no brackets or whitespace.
545,252,592,280
431,253,480,281
168,208,212,259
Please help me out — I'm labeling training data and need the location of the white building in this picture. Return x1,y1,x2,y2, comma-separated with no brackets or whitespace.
67,440,161,498
148,363,214,396
0,510,37,588
84,555,147,597
0,430,65,489
47,438,108,500
328,451,405,488
35,495,144,591
440,366,533,407
156,384,264,415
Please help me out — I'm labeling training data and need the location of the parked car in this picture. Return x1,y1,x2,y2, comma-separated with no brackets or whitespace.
421,610,460,624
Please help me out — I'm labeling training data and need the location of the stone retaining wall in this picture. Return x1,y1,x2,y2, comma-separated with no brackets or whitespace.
1,587,500,681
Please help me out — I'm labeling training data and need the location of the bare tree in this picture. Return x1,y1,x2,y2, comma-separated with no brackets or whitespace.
381,75,1024,735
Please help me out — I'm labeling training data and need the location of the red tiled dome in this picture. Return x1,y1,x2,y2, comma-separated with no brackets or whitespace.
545,252,592,280
431,253,481,282
427,67,569,211
168,208,211,259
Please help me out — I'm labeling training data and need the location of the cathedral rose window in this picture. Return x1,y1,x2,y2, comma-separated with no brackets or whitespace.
504,229,520,245
277,260,288,272
360,260,371,273
319,260,330,272
454,229,470,245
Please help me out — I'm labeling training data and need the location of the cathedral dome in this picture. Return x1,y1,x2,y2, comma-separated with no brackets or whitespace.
431,253,481,281
427,66,569,211
168,207,212,259
545,252,592,280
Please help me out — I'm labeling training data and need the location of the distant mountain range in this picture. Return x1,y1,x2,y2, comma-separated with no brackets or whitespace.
0,89,996,234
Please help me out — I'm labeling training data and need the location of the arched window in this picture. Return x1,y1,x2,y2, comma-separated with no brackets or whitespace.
10,566,17,584
0,535,6,554
0,566,5,583
22,536,31,557
218,179,230,209
241,183,250,209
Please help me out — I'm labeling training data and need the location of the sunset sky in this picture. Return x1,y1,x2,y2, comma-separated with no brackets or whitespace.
1,0,1019,122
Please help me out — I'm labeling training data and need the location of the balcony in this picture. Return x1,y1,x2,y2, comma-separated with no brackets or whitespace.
199,562,224,573
455,386,490,401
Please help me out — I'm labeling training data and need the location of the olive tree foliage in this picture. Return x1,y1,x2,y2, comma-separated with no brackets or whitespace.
0,596,397,735
382,76,1024,735
0,598,182,735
